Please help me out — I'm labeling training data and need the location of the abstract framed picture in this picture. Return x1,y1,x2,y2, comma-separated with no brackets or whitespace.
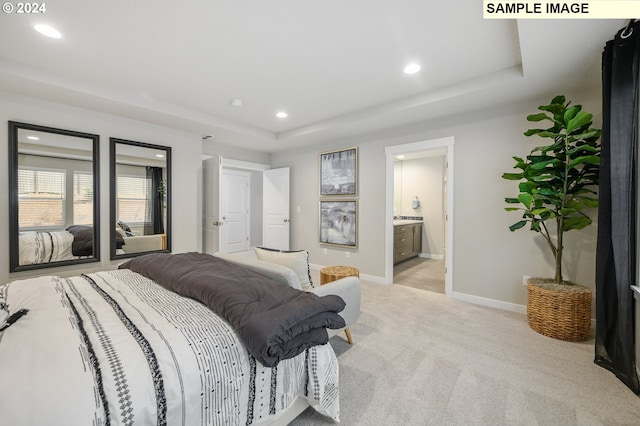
319,147,358,196
319,200,357,248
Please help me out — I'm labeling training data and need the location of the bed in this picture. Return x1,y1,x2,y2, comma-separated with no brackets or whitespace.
0,253,344,425
18,225,103,265
18,230,81,264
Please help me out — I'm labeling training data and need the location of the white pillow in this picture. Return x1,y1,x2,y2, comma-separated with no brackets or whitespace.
255,248,314,291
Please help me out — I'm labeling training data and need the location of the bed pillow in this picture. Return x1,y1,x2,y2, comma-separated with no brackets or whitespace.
65,225,94,256
117,220,135,237
255,247,314,291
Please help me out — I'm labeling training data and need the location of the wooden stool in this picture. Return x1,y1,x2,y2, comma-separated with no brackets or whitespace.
319,265,359,345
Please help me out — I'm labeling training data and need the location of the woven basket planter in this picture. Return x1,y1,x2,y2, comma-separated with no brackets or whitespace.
526,278,592,342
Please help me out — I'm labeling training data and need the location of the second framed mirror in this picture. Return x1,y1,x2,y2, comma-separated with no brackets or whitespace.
110,138,171,259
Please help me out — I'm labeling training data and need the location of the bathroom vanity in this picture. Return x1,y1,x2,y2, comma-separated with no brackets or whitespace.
393,220,422,264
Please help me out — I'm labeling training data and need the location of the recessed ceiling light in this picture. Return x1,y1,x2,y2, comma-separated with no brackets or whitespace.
404,63,421,74
27,135,40,140
230,99,243,107
155,154,165,158
276,111,288,118
34,24,62,39
396,155,405,159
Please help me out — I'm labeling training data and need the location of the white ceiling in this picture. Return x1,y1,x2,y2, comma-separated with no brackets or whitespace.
0,1,626,153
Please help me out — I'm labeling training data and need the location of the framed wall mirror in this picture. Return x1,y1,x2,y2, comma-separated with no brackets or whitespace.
8,121,100,272
110,138,171,259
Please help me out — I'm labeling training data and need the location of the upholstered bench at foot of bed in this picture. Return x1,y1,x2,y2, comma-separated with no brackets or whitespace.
310,276,360,344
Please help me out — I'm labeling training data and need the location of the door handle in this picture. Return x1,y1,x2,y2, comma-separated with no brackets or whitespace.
283,219,290,223
213,221,224,226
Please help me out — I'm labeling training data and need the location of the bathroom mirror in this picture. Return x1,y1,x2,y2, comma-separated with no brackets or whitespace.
8,121,100,272
110,138,171,259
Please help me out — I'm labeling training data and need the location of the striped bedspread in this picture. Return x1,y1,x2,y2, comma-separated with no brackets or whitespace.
0,270,340,425
18,230,77,265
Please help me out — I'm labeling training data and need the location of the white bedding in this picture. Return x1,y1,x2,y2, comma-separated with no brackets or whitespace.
0,270,340,425
18,230,78,265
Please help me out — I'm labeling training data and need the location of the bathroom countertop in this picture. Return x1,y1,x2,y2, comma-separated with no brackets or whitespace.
393,220,423,226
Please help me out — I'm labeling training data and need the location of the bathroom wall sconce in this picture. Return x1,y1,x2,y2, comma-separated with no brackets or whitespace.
412,196,420,209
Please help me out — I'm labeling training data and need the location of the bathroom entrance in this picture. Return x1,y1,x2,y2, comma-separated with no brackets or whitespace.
384,137,454,296
392,149,447,293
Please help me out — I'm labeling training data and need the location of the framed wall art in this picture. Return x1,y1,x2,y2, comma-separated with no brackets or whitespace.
319,199,357,248
319,147,358,196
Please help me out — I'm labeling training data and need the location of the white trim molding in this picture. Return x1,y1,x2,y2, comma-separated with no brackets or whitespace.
452,292,527,315
385,136,454,297
419,253,445,260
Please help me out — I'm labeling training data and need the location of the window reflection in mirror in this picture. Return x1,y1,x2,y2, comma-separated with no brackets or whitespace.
9,121,100,272
110,138,171,259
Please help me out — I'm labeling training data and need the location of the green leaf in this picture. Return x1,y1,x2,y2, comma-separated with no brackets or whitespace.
562,216,592,232
567,112,593,134
531,208,550,216
537,131,561,138
509,220,528,232
524,129,543,137
571,130,601,141
563,105,582,124
505,198,520,204
568,155,600,169
539,103,565,117
530,158,562,170
567,144,597,156
518,193,533,207
533,143,561,154
576,196,599,208
504,207,521,211
551,95,566,105
527,113,551,122
502,172,523,180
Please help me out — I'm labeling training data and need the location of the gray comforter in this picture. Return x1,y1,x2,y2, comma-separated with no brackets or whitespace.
119,252,346,367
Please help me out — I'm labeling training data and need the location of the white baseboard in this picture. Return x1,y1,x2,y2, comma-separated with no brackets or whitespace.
452,291,527,315
419,253,444,260
310,263,598,326
451,292,598,331
358,273,388,284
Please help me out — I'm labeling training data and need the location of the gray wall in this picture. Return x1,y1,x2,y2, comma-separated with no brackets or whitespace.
271,91,601,309
0,93,203,284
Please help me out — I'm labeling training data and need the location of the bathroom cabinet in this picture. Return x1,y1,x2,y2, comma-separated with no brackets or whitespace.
393,222,422,265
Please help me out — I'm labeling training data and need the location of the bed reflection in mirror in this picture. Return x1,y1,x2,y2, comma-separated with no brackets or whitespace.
110,138,171,259
9,121,100,272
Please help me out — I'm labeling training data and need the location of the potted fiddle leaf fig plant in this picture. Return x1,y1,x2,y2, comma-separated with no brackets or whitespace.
502,95,601,342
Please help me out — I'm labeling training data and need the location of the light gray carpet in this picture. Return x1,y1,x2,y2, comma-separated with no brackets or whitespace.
394,257,445,294
290,276,640,425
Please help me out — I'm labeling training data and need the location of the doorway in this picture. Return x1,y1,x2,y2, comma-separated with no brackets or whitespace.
384,137,454,296
202,156,290,255
392,151,446,293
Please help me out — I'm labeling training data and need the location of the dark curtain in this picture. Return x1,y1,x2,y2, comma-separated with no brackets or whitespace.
144,166,165,235
595,21,640,395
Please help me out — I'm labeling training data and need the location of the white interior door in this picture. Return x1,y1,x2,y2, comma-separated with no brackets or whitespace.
202,155,221,254
263,167,290,250
221,169,250,253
